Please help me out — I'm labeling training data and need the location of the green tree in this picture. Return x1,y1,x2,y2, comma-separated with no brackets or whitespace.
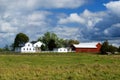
0,48,4,52
48,39,57,51
41,44,46,51
38,32,80,51
57,38,66,48
108,45,117,54
38,32,58,50
100,40,109,54
100,40,118,54
13,33,29,50
57,39,79,47
67,39,79,47
118,46,120,52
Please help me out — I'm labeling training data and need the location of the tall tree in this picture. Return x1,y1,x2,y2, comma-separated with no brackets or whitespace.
38,32,58,50
48,39,57,51
13,33,29,49
100,40,109,54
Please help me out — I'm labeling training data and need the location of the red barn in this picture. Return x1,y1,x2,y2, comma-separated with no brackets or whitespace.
73,42,101,53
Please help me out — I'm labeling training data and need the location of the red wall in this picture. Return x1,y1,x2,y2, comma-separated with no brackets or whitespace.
75,43,101,53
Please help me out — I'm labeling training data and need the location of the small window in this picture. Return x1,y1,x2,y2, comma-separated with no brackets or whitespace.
27,48,28,50
36,45,38,47
29,48,31,50
28,44,30,46
23,48,25,50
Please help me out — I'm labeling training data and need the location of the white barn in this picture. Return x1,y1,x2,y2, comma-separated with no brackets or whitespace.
53,47,69,53
15,41,43,53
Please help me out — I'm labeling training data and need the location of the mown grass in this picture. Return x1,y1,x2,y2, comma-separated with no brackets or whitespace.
0,53,120,80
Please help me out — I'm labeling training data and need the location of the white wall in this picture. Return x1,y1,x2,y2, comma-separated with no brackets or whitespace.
21,47,35,53
54,48,68,53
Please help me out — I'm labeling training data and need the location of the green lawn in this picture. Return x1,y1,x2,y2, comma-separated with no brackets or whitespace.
0,53,120,80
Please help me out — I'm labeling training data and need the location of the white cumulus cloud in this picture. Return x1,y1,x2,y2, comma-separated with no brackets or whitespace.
0,22,17,33
0,0,88,10
53,26,80,40
0,0,120,47
104,1,120,17
59,9,106,29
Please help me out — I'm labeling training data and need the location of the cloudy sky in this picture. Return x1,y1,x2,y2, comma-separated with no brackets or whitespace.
0,0,120,47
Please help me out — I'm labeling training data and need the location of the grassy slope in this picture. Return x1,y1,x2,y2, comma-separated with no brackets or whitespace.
0,53,120,80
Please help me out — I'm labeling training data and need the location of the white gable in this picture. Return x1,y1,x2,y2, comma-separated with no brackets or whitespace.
33,41,43,47
73,42,99,48
25,42,33,47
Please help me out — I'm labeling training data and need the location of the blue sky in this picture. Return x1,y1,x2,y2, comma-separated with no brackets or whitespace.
0,0,120,47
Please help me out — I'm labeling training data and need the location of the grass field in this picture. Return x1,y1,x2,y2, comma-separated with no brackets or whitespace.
0,53,120,80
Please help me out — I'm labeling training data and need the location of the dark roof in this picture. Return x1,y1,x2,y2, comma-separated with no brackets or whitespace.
31,41,37,44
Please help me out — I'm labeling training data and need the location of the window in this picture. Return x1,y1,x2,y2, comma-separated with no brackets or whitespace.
60,49,62,51
29,48,31,50
27,48,28,50
23,48,25,50
28,44,30,46
36,45,38,47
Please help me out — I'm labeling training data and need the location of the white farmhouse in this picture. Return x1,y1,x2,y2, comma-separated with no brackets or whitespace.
53,47,69,53
15,41,43,53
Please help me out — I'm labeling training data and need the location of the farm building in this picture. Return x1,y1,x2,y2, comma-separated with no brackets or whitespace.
53,47,71,53
73,42,101,53
15,41,43,53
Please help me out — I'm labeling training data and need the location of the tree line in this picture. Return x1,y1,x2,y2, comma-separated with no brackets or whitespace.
38,32,79,51
0,32,120,54
12,32,120,53
12,32,79,51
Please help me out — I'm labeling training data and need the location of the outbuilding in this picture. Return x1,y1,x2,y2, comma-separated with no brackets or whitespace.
73,42,101,53
53,48,68,53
